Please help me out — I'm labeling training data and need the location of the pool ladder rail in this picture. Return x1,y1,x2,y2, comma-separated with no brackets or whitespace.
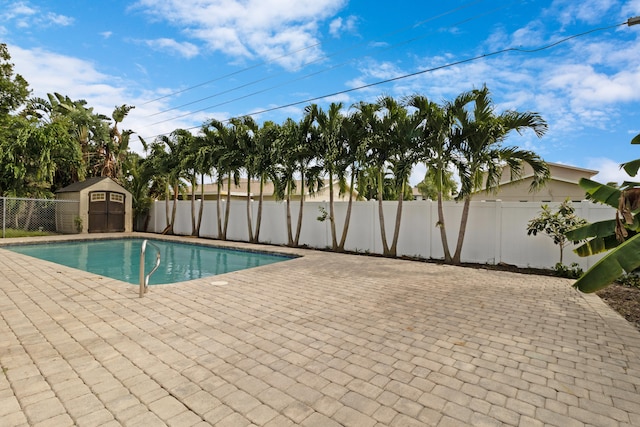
139,240,161,298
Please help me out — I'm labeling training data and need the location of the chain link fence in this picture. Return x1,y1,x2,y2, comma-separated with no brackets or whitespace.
1,197,80,238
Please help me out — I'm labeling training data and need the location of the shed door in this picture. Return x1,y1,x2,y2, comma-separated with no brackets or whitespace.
88,191,125,232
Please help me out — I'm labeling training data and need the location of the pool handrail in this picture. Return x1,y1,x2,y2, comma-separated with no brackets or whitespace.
139,239,161,298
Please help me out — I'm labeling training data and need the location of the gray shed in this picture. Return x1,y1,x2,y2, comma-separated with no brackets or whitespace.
56,177,133,233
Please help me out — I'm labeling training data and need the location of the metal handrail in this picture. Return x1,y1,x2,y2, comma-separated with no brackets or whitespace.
139,239,161,298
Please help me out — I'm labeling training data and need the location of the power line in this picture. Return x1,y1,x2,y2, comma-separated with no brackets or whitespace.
147,2,516,125
143,0,489,111
141,21,627,140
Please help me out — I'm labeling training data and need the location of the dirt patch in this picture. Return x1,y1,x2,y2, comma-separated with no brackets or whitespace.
596,284,640,332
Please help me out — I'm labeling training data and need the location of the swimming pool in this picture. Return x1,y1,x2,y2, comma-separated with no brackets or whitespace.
6,238,293,285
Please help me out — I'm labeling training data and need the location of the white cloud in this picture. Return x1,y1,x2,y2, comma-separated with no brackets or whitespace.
329,15,357,38
547,0,617,25
9,44,206,154
588,157,632,184
131,0,347,69
143,38,199,59
1,1,73,28
100,31,113,39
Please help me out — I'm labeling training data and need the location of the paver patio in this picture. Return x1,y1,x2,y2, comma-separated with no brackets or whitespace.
1,233,639,426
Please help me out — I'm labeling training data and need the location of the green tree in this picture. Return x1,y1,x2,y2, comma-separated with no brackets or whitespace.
251,121,279,243
149,130,190,235
307,102,346,250
275,115,321,247
448,86,549,265
0,43,30,117
416,167,457,200
526,199,587,265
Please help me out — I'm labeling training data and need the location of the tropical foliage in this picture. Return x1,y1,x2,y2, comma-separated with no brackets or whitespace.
565,135,640,292
1,43,551,264
527,199,587,265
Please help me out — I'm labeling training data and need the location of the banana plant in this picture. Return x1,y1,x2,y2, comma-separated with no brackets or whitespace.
566,135,640,292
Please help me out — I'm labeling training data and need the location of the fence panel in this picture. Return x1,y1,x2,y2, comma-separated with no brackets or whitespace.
147,199,617,270
1,197,80,237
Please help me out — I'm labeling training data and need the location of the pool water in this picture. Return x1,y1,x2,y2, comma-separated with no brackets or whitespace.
6,238,292,285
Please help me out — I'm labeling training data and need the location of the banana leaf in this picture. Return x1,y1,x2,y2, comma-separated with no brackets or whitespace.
565,219,616,241
573,233,640,293
622,159,640,177
579,178,621,208
573,234,624,257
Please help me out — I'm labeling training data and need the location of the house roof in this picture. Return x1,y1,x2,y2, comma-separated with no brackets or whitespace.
56,177,114,193
494,162,598,187
188,178,356,197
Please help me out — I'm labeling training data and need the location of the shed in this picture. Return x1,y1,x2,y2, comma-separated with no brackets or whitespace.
55,177,133,233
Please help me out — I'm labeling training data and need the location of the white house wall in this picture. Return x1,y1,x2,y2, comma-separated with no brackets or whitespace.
148,200,613,270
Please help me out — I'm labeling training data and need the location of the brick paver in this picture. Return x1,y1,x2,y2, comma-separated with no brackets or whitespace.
1,233,640,426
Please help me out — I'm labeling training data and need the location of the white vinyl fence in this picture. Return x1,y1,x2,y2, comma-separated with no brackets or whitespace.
147,199,614,270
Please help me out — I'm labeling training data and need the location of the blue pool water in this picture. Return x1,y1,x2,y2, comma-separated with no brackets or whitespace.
6,238,292,285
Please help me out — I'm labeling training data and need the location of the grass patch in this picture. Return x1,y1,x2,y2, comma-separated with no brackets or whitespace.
1,229,57,238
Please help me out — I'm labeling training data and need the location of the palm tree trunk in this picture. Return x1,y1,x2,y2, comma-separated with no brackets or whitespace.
223,174,232,240
328,170,338,250
389,178,405,257
286,180,294,246
216,180,223,239
254,177,264,243
452,197,472,265
377,169,390,255
338,171,356,252
294,171,305,247
190,174,197,236
246,179,254,243
437,191,453,263
196,174,204,236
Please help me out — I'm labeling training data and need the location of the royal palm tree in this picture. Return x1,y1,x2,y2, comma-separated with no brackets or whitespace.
276,116,321,247
306,102,346,250
150,129,191,235
407,93,459,263
251,121,279,243
449,86,549,264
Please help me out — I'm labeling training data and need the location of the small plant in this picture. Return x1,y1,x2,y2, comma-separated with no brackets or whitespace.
316,206,328,222
554,262,583,279
617,272,640,289
74,216,83,233
527,199,587,265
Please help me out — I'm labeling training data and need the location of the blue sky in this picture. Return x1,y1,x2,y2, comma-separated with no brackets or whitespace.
2,0,640,185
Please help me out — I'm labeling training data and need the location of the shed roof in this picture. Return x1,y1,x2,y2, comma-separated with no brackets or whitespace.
56,177,119,193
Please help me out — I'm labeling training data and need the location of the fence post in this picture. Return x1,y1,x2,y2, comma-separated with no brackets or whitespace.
2,197,5,238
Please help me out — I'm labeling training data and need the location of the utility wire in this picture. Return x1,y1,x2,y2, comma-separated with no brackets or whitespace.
148,2,516,124
142,21,626,140
143,0,488,110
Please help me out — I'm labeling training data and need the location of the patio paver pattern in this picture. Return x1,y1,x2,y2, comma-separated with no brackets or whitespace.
1,234,640,426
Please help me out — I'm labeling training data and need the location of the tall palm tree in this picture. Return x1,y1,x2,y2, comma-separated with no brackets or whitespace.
275,115,321,247
407,93,459,263
450,86,549,264
336,111,367,251
235,116,259,242
150,129,190,235
306,102,346,250
252,121,279,243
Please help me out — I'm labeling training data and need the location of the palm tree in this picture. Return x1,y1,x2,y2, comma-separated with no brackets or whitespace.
336,111,367,251
449,86,549,264
150,129,190,235
251,121,279,243
407,93,459,263
102,104,135,181
235,116,259,242
306,102,346,250
206,118,244,240
276,115,321,247
378,97,422,256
